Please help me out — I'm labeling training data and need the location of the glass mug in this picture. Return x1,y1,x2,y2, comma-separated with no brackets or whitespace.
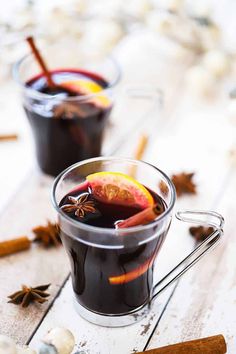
13,44,160,177
52,157,224,327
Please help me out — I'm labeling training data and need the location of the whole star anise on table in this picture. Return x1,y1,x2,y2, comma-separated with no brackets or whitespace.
32,221,61,247
171,172,196,197
61,194,96,218
189,226,214,242
8,284,50,308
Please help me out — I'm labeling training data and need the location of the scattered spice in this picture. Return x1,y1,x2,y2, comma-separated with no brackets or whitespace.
33,221,61,247
0,134,18,141
61,194,96,218
171,172,196,197
8,284,50,307
189,226,214,242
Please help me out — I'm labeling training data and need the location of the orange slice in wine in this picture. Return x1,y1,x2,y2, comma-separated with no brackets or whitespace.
109,255,155,285
86,172,154,209
61,79,111,108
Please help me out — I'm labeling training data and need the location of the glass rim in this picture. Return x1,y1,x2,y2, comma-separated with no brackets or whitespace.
12,53,121,102
51,157,176,234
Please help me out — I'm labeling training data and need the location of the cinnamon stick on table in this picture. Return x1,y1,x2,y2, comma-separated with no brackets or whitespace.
0,237,31,257
0,134,18,141
129,134,148,178
136,335,226,354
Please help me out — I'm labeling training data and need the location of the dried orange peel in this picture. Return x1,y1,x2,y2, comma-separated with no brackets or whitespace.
86,172,154,209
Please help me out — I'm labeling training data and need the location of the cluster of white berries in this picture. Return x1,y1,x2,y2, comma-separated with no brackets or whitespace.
0,0,235,101
0,328,75,354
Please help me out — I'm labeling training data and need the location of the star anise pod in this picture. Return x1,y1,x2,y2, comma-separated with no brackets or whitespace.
32,221,61,247
8,284,50,308
61,194,96,218
171,172,196,197
189,226,214,242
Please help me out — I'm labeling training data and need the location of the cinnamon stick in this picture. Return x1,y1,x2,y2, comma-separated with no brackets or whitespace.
0,237,31,257
0,134,18,141
26,36,55,88
117,204,162,228
137,335,226,354
130,134,148,178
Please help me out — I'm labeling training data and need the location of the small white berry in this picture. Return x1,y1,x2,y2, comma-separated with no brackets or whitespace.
229,148,236,165
125,0,152,19
42,327,75,354
227,100,236,124
146,12,172,34
0,335,17,354
156,0,184,12
185,65,215,96
16,346,37,354
203,50,230,78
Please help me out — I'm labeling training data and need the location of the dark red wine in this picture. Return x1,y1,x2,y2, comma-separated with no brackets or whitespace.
24,69,112,176
59,182,168,315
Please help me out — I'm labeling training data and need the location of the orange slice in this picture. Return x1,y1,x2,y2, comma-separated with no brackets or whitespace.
109,254,155,285
86,172,154,209
62,79,111,108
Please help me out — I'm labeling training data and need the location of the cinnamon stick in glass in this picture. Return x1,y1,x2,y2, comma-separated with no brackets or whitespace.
137,335,226,354
26,36,55,88
117,204,162,228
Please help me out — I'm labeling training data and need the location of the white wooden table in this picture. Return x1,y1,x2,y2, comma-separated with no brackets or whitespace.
0,32,236,353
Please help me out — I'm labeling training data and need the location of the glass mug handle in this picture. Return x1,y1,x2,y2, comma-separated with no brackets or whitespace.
152,210,224,301
125,85,163,117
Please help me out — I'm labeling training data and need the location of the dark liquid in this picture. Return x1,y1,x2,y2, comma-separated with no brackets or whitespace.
60,183,168,315
24,70,112,176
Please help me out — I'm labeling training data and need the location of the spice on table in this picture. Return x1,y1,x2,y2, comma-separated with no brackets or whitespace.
0,134,18,141
136,334,226,354
0,236,31,257
8,284,51,308
171,172,196,197
189,225,214,242
33,221,61,247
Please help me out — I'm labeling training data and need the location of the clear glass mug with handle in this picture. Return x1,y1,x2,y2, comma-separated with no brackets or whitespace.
52,157,224,327
13,42,161,176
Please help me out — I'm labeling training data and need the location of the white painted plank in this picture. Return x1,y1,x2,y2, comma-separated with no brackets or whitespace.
146,171,236,353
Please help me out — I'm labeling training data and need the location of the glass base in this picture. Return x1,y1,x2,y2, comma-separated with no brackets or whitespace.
73,298,150,327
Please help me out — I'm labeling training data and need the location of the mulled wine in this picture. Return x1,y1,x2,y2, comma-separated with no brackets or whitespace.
24,69,112,176
59,174,167,315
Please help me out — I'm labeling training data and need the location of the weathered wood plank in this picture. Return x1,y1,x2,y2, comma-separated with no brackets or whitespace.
146,175,236,353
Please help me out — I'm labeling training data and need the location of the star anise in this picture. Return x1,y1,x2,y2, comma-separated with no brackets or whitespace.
61,194,96,218
32,221,61,247
8,284,50,308
171,172,196,197
189,226,214,242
